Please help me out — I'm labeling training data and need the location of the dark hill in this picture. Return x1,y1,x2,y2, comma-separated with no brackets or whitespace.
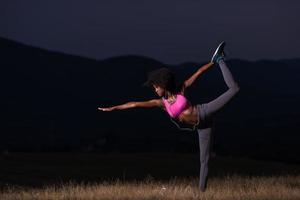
0,37,299,162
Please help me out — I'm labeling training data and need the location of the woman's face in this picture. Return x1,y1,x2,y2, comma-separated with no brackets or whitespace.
152,84,165,97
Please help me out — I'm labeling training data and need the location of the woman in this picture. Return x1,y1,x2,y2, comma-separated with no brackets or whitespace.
98,41,240,191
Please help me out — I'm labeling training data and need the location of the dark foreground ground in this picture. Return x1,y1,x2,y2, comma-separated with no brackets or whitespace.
0,152,299,189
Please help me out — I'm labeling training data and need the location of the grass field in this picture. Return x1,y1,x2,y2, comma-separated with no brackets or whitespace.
0,153,299,199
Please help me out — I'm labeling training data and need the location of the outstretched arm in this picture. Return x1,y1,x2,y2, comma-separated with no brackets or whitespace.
183,62,214,89
98,99,163,112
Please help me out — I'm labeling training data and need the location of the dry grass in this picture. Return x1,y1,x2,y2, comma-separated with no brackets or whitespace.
1,175,299,200
0,153,299,199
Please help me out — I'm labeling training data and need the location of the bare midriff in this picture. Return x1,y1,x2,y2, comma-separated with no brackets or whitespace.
177,105,199,125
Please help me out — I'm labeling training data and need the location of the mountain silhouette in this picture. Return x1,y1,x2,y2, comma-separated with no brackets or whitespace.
0,37,299,162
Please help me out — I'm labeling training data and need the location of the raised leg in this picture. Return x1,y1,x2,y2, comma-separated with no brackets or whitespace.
205,59,240,117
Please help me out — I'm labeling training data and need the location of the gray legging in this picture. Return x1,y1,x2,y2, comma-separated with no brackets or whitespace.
197,59,240,191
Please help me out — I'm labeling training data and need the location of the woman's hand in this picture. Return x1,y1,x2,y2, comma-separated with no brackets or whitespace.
98,107,115,112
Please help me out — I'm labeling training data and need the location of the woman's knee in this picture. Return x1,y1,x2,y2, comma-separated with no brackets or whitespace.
230,82,240,94
200,154,210,164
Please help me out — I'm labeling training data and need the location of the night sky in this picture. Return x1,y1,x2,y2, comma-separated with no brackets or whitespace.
0,0,299,64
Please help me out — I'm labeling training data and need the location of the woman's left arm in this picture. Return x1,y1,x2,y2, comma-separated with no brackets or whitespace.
183,62,214,89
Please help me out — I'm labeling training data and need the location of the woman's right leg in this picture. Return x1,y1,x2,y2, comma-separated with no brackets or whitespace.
205,59,240,117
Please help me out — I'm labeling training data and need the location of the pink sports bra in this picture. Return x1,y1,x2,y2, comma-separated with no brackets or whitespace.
162,93,190,118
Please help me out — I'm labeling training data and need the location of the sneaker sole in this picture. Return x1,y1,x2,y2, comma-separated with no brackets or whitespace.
211,41,226,62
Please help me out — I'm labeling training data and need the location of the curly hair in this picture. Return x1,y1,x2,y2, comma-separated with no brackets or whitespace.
142,67,183,95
